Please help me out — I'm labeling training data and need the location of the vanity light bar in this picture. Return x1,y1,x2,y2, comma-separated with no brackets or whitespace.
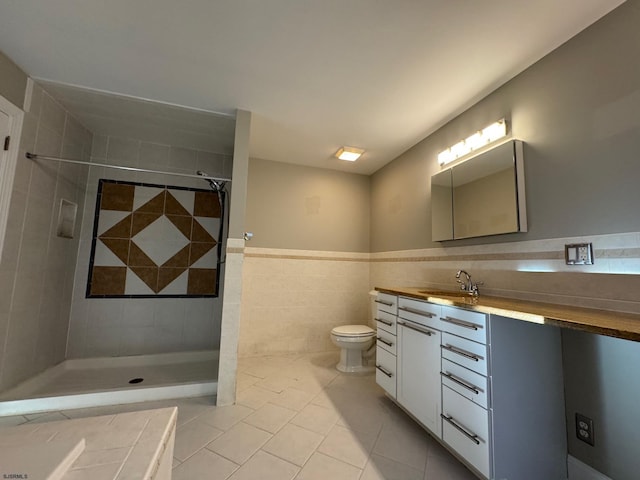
437,119,507,166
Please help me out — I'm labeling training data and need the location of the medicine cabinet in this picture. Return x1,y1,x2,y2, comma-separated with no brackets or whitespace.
431,140,526,241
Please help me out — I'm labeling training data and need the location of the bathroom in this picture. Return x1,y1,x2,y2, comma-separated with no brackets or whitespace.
1,1,640,479
240,4,640,479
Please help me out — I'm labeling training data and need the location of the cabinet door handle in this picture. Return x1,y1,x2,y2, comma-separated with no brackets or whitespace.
398,306,436,318
375,299,394,307
376,365,393,378
376,336,394,347
441,414,481,445
397,319,435,336
440,316,483,331
375,317,393,327
441,344,482,362
440,372,481,395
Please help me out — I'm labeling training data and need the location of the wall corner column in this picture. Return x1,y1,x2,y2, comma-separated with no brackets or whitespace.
216,109,251,406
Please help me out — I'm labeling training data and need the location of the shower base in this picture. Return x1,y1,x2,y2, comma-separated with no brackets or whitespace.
0,350,218,416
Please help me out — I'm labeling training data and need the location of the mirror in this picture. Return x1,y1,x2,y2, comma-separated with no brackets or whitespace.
431,169,453,241
431,140,526,241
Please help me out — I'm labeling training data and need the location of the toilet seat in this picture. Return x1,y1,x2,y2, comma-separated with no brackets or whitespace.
331,325,375,337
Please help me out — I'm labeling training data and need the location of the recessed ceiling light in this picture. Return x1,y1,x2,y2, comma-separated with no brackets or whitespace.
335,146,364,161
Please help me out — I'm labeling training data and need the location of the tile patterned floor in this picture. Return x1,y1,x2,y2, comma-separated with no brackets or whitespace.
0,352,477,480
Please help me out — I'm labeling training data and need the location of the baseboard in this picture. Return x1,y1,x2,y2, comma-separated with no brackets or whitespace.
568,455,612,480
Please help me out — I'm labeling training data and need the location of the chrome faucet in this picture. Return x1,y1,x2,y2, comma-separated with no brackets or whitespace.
455,270,482,296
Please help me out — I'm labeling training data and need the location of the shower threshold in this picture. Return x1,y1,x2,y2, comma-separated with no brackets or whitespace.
0,350,219,416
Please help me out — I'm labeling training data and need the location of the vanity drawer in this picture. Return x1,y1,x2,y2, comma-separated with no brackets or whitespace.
375,310,397,335
375,346,396,398
439,306,487,344
375,292,398,315
441,358,488,409
376,329,397,355
442,386,490,479
398,297,441,330
441,332,488,376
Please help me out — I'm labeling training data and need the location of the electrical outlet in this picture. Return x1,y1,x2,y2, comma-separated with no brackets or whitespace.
576,413,594,446
577,245,590,263
565,243,594,265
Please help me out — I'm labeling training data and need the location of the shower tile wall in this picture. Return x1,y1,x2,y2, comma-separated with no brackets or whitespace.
239,248,371,357
66,134,232,358
0,81,92,392
88,180,221,296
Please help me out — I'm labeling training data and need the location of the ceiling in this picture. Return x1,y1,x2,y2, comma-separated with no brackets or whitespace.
0,1,625,175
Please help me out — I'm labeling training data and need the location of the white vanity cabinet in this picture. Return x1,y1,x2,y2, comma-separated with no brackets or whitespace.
374,292,398,398
439,306,491,478
397,298,442,437
438,304,566,480
376,291,568,480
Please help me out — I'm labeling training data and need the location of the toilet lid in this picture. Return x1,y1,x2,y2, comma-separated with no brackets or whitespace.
331,325,375,337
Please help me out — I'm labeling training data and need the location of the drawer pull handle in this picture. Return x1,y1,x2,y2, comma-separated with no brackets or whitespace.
376,365,393,378
375,318,393,327
441,414,481,445
397,319,435,336
376,337,394,347
440,316,483,331
398,306,436,318
375,299,394,307
441,344,482,362
440,372,481,395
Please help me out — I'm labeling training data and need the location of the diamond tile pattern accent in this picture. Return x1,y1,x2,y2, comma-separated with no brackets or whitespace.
88,180,222,297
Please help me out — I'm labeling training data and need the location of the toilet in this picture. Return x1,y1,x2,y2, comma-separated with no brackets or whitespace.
330,325,376,373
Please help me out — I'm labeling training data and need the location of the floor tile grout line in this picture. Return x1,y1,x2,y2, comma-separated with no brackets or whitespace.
202,433,273,470
3,354,475,480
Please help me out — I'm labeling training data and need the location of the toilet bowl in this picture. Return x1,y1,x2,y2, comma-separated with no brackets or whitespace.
330,325,376,373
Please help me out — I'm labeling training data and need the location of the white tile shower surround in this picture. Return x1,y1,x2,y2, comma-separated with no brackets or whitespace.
0,352,478,480
65,133,231,360
0,80,92,393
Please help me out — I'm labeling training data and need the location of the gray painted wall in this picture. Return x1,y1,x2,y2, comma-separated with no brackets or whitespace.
228,110,251,240
246,158,370,252
369,2,640,477
371,1,640,252
562,330,640,480
0,51,27,109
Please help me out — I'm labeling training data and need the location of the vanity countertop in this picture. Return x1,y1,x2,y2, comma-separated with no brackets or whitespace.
376,286,640,342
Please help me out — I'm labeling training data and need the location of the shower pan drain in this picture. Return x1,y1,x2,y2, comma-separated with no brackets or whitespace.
129,377,144,384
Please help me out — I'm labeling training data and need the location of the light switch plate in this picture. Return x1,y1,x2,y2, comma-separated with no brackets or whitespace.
565,243,594,265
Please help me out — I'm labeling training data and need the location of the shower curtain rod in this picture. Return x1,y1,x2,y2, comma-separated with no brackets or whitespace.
25,152,232,183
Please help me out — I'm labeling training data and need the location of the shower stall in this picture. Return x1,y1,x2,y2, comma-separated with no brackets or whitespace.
0,80,236,415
